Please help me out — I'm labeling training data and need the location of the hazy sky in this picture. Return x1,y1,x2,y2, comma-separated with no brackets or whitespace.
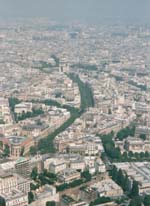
0,0,150,24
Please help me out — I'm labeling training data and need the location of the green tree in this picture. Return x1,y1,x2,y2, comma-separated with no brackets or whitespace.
43,169,57,180
130,181,139,197
0,196,6,206
143,195,150,206
123,174,131,192
3,144,10,157
81,170,91,182
128,151,133,158
129,196,142,206
116,126,135,141
9,97,21,112
31,167,38,181
113,147,121,160
46,201,56,206
140,134,146,141
117,169,124,187
90,196,111,206
30,146,37,156
145,151,149,158
122,151,128,160
140,152,145,159
111,166,118,181
56,183,69,191
28,192,34,204
30,182,39,191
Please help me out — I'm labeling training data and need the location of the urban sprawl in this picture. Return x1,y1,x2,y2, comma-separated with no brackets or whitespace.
0,19,150,206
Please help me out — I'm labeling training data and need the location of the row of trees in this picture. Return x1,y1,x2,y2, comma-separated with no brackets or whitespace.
128,80,147,91
10,72,95,155
33,61,56,73
71,63,98,71
46,201,56,206
68,73,95,109
37,108,82,154
129,195,150,206
56,170,91,192
9,97,21,112
33,55,59,73
31,168,57,189
100,131,150,162
110,166,150,206
121,151,150,161
29,98,82,154
100,132,122,161
90,197,111,206
56,179,83,192
116,125,135,141
30,169,92,195
109,166,143,206
110,166,138,196
15,107,44,122
0,141,11,157
36,73,94,154
9,97,44,122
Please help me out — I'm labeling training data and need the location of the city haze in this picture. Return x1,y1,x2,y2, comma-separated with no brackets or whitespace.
0,0,150,24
